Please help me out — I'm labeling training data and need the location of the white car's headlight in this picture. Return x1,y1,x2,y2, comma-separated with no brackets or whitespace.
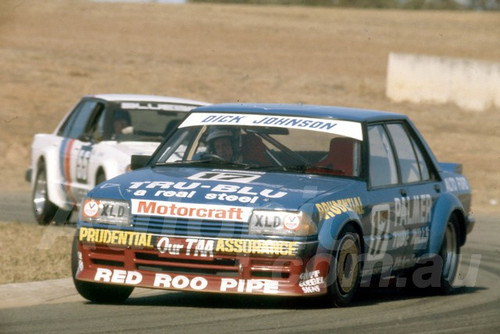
249,210,317,237
80,198,131,226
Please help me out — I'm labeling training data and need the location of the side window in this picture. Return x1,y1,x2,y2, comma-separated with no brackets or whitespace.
368,125,398,187
387,123,421,184
411,136,430,181
59,101,98,139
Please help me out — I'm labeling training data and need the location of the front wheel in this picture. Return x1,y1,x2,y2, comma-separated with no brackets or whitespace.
71,235,134,303
324,225,362,307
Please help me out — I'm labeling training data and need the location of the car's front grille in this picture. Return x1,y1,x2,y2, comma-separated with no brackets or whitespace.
134,252,240,277
85,245,302,280
132,216,248,238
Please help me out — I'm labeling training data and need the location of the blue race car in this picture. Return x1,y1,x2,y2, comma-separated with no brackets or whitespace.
72,103,474,307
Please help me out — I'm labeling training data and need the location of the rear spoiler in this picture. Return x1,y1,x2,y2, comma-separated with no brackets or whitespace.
439,162,463,174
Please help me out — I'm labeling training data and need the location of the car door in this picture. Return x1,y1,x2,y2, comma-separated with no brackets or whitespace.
363,122,439,277
58,99,103,205
363,124,403,276
384,123,439,267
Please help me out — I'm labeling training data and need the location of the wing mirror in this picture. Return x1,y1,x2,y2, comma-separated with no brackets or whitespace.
130,155,151,170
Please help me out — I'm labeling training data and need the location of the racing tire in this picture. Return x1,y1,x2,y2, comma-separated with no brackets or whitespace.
32,162,58,225
95,171,106,186
324,225,362,307
437,214,461,294
71,235,134,304
406,214,460,294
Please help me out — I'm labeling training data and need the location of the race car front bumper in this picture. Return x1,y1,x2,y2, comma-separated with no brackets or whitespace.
74,228,325,296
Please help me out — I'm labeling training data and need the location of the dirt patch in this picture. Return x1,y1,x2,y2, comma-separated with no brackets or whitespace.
0,0,499,240
0,222,74,283
1,2,499,204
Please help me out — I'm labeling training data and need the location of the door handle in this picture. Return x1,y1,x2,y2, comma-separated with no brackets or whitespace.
400,188,407,197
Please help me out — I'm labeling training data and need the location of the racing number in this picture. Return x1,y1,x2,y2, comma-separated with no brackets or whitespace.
76,146,92,183
368,203,391,260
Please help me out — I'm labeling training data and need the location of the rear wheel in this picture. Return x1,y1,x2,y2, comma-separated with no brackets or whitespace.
71,235,134,303
438,214,460,293
32,162,57,225
406,214,460,294
325,225,362,307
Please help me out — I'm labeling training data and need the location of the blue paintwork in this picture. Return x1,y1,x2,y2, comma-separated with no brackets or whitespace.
81,103,474,278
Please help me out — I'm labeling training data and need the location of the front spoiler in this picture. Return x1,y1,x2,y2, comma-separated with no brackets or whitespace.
75,239,327,297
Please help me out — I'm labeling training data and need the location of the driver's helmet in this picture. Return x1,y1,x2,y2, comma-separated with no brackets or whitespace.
205,126,240,157
206,128,234,143
112,109,131,126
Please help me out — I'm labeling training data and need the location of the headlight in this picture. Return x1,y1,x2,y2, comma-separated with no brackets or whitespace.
249,210,317,237
80,198,131,226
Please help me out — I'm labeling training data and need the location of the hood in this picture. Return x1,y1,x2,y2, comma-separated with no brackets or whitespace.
91,166,356,211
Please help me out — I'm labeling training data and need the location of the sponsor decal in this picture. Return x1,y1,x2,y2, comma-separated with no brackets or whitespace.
153,274,208,290
82,199,99,218
128,181,287,201
94,268,208,290
120,102,194,112
93,268,280,294
80,229,299,258
188,171,263,183
367,194,433,261
205,193,259,204
129,181,201,190
179,112,363,140
208,184,286,199
155,237,299,257
299,270,324,294
79,227,154,248
134,189,197,198
157,237,214,257
283,214,300,230
220,278,279,294
394,194,432,227
95,268,143,285
315,196,364,221
389,226,429,250
80,199,129,223
215,238,299,256
249,211,302,234
131,199,252,222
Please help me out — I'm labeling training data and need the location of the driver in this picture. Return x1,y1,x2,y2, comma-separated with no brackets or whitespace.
206,128,240,162
112,109,133,137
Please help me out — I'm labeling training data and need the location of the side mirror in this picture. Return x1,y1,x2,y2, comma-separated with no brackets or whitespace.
130,155,151,171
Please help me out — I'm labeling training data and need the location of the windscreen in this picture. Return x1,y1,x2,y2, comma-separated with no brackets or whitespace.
154,113,363,177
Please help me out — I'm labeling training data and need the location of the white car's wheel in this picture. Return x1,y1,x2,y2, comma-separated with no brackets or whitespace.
32,162,58,225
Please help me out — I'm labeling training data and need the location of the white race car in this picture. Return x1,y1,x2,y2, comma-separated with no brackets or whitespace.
26,94,209,225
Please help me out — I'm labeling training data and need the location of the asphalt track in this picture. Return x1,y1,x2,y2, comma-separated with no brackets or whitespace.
1,194,499,333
